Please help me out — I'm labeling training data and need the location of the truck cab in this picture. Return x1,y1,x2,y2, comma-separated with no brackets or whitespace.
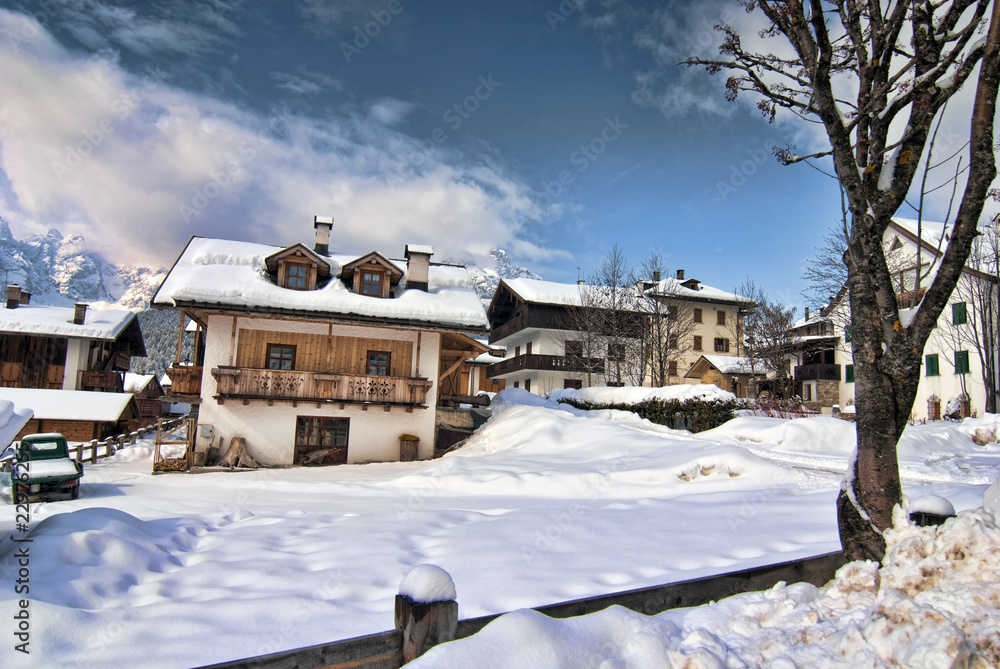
12,433,83,504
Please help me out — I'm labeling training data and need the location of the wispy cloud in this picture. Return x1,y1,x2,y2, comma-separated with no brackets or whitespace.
0,9,556,268
35,0,242,57
269,69,344,96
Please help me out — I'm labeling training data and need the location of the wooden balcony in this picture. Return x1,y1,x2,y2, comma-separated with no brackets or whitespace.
166,365,204,402
80,370,124,392
487,354,605,377
136,398,165,417
210,367,433,407
794,363,841,382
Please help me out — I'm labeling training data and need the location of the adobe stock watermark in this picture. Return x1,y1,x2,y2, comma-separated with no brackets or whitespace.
537,116,629,208
545,0,584,31
4,0,62,53
51,66,168,183
178,107,294,224
340,0,409,63
386,74,502,184
714,138,776,203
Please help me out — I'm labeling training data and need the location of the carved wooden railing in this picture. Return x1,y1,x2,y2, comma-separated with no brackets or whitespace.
166,365,204,398
211,367,432,406
80,370,124,392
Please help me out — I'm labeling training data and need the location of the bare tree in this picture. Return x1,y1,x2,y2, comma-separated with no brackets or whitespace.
637,252,696,387
686,1,1000,561
590,245,644,386
559,284,610,388
733,279,797,397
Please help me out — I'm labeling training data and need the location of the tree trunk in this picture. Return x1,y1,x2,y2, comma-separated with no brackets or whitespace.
217,437,258,469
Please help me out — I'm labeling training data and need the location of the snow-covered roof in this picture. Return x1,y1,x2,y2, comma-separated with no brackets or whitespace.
0,303,137,340
123,373,155,394
693,355,760,375
501,278,648,310
0,388,135,422
647,277,744,304
153,237,489,330
890,217,949,248
0,399,33,446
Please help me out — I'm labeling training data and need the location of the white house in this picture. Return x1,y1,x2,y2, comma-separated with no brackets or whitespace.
152,218,489,465
794,218,996,420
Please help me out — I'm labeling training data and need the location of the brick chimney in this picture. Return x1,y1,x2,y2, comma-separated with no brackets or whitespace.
404,244,433,291
6,284,21,309
676,269,685,280
74,303,88,325
313,215,333,255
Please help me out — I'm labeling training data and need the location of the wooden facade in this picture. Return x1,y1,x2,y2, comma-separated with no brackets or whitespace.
235,329,413,377
0,335,67,389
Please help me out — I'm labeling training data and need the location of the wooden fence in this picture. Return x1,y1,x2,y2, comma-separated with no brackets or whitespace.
197,550,846,669
66,418,184,465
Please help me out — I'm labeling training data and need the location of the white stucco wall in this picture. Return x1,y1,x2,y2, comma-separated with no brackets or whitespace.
62,338,87,390
195,314,440,465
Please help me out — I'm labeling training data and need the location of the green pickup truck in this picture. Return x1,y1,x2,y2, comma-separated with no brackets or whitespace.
11,433,83,504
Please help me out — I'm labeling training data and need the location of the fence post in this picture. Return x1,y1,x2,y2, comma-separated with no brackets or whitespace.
395,565,458,664
90,440,99,464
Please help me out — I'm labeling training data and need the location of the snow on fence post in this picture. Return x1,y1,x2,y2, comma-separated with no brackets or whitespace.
394,564,458,663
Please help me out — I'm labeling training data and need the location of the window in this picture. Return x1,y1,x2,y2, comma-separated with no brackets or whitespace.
693,308,702,323
513,381,519,388
955,350,970,374
803,384,812,401
361,270,383,297
844,325,852,343
693,336,702,351
667,305,678,319
714,338,730,353
267,344,296,370
668,335,679,349
925,354,939,377
524,379,531,393
952,302,967,325
294,416,349,465
565,341,582,357
845,364,854,383
607,342,625,361
515,345,521,357
366,351,390,376
717,311,726,326
668,361,678,376
563,378,582,389
526,342,532,355
285,263,309,290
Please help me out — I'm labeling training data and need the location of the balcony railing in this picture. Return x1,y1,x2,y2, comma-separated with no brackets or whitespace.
794,363,841,382
210,367,433,406
166,365,204,399
487,354,605,377
80,370,124,392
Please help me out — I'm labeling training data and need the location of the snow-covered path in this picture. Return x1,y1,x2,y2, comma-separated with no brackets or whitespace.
1,396,998,667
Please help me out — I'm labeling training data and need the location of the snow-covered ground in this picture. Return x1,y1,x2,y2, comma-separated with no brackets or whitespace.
1,390,998,668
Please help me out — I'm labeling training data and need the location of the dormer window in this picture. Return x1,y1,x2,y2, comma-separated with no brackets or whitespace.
361,269,384,297
285,263,309,290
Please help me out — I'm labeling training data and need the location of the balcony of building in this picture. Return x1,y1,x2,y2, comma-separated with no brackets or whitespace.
794,363,842,382
487,354,605,378
210,366,433,408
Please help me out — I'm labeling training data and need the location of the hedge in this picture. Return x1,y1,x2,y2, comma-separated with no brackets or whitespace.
556,397,738,432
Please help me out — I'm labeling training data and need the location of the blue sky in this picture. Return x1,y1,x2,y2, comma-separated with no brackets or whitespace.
0,1,985,309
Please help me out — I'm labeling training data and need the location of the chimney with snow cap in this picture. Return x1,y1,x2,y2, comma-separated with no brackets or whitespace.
74,303,88,325
404,244,433,292
313,215,333,255
6,285,20,309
